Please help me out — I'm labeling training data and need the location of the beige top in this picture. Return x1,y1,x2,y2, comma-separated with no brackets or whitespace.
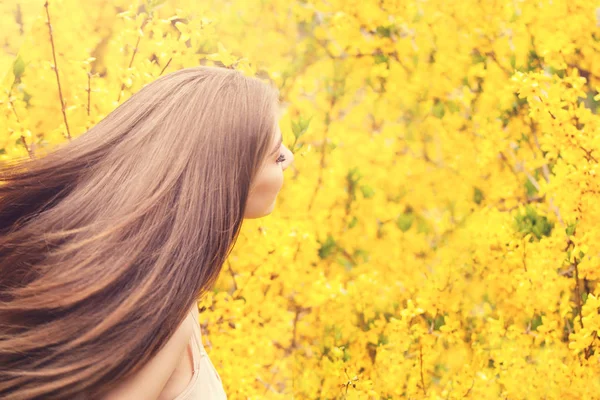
172,311,228,400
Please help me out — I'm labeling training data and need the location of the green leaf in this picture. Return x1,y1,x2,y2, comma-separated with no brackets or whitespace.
348,216,358,229
473,187,484,205
360,185,375,199
432,99,445,118
416,216,432,234
514,205,554,240
433,314,446,330
318,234,337,259
13,55,25,81
375,25,393,38
524,179,538,197
353,249,370,263
566,221,578,236
396,207,415,232
374,53,389,64
446,100,460,113
378,333,389,345
291,115,312,140
530,314,543,331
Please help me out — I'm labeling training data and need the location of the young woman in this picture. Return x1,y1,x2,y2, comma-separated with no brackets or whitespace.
0,66,295,399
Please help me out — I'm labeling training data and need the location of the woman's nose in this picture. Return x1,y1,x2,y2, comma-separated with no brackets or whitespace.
283,146,294,170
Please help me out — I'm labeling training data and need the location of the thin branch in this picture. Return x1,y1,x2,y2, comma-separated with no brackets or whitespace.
566,234,585,332
504,146,542,191
8,86,34,159
258,369,280,395
462,379,475,398
307,137,329,212
117,17,150,102
522,238,528,272
226,260,238,292
486,50,512,76
584,330,598,360
579,145,598,163
292,240,302,262
44,0,71,141
419,343,427,395
15,3,24,35
291,305,301,350
565,317,573,336
86,72,91,116
498,151,522,182
574,258,584,330
495,195,545,212
159,57,172,76
307,95,337,212
530,124,565,226
558,264,575,277
19,135,34,159
8,97,20,123
285,304,311,356
530,127,551,183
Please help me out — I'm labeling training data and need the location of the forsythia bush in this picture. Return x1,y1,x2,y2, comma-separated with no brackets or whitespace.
2,0,600,398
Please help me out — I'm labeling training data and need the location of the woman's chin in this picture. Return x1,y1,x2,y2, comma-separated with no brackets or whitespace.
244,199,277,220
259,200,277,218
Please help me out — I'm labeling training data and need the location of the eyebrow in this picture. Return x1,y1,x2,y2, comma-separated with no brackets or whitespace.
270,135,283,156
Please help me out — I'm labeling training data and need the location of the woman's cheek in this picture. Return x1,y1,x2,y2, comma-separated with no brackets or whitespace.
273,167,284,195
256,168,283,202
244,166,285,218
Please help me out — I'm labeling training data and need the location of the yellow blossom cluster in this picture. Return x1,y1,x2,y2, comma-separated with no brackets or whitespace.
2,0,600,399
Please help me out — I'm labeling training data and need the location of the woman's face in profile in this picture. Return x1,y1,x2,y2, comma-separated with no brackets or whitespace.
244,123,294,219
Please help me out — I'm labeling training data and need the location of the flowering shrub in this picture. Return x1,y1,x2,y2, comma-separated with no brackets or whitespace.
2,0,600,398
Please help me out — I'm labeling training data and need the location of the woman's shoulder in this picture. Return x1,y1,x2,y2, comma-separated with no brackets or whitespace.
101,309,196,400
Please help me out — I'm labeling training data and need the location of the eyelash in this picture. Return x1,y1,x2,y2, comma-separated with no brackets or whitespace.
276,153,286,164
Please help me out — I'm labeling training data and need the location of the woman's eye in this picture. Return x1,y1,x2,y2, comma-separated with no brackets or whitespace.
276,153,286,164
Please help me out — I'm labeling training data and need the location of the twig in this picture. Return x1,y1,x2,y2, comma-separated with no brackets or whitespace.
462,379,475,398
86,72,91,116
579,145,598,163
584,331,598,360
307,95,337,212
419,343,427,395
8,87,34,158
530,127,551,183
485,50,512,76
226,260,238,292
566,234,585,332
307,137,328,212
291,305,301,350
574,258,584,330
530,124,565,226
8,97,20,123
44,0,71,140
495,195,545,212
258,369,279,395
19,135,34,159
558,264,575,276
565,317,573,336
498,151,520,180
159,57,172,76
285,304,311,356
117,17,150,102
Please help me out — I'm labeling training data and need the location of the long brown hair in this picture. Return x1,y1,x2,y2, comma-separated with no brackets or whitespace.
0,66,279,399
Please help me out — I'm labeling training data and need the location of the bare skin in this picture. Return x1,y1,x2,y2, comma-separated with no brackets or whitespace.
156,305,200,400
102,305,197,400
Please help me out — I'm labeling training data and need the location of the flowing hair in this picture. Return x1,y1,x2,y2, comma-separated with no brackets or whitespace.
0,66,279,399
